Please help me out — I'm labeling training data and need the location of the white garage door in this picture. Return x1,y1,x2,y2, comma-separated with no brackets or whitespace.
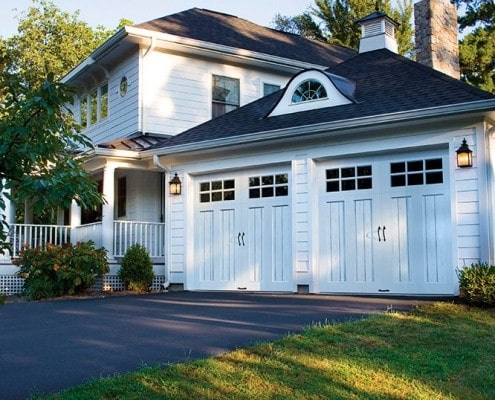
193,167,292,291
318,150,453,295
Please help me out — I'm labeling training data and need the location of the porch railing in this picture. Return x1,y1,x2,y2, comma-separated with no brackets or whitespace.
113,221,165,258
71,222,103,248
9,224,71,258
6,221,165,259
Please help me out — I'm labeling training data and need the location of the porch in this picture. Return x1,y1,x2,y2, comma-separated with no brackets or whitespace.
0,221,166,295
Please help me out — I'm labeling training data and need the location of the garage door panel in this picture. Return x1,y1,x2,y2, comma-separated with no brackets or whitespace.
353,198,374,283
322,201,346,283
319,150,451,295
389,196,411,284
220,208,236,282
272,205,290,282
248,207,263,283
198,210,214,282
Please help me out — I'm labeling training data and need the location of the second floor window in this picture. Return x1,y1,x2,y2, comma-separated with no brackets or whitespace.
212,75,239,118
80,82,109,128
263,83,280,96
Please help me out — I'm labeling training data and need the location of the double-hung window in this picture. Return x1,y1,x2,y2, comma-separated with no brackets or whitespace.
80,81,109,127
212,75,239,118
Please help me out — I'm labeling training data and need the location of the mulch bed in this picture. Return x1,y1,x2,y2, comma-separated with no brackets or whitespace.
3,289,162,303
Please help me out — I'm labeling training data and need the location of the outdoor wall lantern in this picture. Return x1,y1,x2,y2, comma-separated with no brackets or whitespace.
456,138,473,168
169,173,182,195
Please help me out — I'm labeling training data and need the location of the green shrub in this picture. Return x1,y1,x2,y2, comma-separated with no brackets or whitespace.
118,244,154,291
457,263,495,306
15,241,109,300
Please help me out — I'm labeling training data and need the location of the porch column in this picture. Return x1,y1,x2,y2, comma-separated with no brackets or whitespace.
69,200,81,242
102,164,115,258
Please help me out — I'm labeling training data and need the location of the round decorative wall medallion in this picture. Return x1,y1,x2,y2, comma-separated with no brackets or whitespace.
120,76,128,97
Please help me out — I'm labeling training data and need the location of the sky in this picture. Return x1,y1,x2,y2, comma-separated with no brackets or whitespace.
0,0,315,39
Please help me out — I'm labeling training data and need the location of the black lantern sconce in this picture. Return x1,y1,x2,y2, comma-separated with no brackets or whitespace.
169,173,182,195
456,138,473,168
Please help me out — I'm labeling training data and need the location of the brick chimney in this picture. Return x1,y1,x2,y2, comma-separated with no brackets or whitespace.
414,0,460,79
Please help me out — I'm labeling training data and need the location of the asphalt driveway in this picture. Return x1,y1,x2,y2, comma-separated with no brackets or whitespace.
0,291,436,399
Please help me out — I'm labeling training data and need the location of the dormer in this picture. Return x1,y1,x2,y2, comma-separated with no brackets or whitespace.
268,69,357,117
356,12,399,54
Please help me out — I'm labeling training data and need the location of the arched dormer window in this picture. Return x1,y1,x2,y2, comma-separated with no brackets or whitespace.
291,79,328,103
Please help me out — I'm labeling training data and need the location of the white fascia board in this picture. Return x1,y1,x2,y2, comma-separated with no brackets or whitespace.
84,147,143,160
151,99,495,156
125,26,329,71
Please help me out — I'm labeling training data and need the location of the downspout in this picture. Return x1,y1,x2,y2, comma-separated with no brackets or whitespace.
140,36,157,136
153,155,171,289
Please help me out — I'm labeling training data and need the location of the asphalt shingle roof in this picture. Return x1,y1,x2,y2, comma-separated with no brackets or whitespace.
152,49,495,150
135,8,356,67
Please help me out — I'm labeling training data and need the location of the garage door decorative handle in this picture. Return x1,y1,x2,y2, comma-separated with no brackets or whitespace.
241,232,245,246
238,232,246,246
238,233,241,246
377,226,386,242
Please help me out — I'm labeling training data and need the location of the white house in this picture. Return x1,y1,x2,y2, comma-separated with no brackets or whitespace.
2,0,495,296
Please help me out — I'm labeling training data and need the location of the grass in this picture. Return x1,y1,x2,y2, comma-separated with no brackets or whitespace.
35,302,495,400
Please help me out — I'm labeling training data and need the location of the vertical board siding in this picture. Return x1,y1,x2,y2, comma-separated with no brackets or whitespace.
391,197,410,283
220,209,235,282
248,207,263,283
198,210,214,282
325,201,345,282
354,199,373,283
272,205,289,282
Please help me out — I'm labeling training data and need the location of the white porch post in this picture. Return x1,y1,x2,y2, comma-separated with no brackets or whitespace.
102,164,115,258
70,200,81,242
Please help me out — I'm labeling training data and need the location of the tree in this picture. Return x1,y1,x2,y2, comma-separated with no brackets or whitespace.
272,0,414,56
3,0,131,89
0,64,104,251
454,0,495,93
453,0,494,31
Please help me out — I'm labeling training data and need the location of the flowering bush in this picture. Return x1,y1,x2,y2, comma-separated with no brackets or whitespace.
15,241,109,300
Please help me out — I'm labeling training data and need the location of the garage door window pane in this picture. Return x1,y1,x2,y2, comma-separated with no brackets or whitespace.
390,158,443,187
249,174,289,198
200,179,235,202
326,165,372,192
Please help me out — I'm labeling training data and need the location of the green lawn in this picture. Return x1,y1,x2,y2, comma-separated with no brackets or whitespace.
36,303,495,400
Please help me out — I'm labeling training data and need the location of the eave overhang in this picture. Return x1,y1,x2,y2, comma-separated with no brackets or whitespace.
62,26,330,88
150,99,495,160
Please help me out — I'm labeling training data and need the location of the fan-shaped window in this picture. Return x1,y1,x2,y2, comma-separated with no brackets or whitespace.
291,79,327,103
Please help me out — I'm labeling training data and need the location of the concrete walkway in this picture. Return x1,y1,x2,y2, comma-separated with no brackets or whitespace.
0,291,436,399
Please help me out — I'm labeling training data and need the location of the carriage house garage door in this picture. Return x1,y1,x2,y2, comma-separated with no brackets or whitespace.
194,167,292,292
318,149,453,295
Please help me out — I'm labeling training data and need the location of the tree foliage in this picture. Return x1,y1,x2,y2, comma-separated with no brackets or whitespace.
455,0,495,93
453,0,495,31
0,64,104,250
272,0,414,56
459,27,494,93
3,0,131,89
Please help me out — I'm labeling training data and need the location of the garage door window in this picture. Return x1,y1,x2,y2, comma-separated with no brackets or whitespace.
249,174,289,198
325,165,372,192
200,179,235,202
390,158,443,187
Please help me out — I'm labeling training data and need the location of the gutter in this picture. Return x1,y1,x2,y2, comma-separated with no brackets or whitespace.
150,98,495,157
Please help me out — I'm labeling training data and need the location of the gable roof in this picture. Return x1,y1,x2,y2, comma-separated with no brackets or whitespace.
152,49,495,152
135,8,356,67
